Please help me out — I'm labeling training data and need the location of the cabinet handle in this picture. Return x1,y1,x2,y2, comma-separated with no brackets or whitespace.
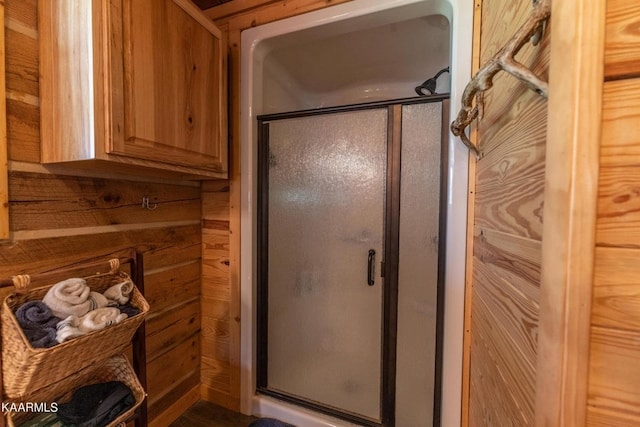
368,249,376,286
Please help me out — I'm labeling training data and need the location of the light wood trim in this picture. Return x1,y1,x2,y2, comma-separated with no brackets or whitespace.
173,0,223,37
204,0,279,21
461,0,482,425
0,1,9,240
535,1,605,426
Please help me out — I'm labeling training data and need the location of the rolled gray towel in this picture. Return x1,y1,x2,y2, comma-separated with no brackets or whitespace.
24,327,58,349
15,300,61,348
15,300,60,330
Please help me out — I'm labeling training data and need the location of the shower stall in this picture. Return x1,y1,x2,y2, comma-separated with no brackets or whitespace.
241,0,473,426
257,98,448,426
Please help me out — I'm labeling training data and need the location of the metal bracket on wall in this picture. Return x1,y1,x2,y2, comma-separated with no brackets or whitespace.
450,0,551,158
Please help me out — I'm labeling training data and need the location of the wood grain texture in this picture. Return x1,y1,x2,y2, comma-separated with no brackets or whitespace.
604,0,640,79
146,261,201,316
468,0,548,425
149,386,200,427
5,0,36,107
536,1,605,426
0,2,8,241
146,298,201,361
588,326,640,418
0,224,201,274
471,230,541,425
9,171,201,231
600,78,640,169
469,311,531,426
462,4,482,424
6,98,39,163
38,0,227,178
201,181,234,408
597,78,640,248
204,0,281,21
592,247,640,331
119,0,226,171
147,333,201,405
587,405,640,427
597,166,640,249
215,0,352,30
0,0,212,424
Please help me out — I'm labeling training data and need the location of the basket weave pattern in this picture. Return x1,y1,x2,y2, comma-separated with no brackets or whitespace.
8,354,146,426
2,268,149,399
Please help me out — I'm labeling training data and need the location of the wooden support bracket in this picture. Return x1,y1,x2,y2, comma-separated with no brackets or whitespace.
451,0,551,157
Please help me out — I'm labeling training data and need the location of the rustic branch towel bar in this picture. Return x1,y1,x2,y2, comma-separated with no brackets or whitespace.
451,0,551,157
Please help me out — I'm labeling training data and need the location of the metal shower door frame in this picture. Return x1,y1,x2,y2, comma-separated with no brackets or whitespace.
256,94,449,427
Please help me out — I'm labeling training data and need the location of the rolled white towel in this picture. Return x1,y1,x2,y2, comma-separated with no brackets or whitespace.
103,279,134,305
43,277,113,319
55,307,128,343
43,278,91,318
77,307,128,332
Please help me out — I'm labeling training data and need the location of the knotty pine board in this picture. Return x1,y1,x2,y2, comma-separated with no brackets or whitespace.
597,78,640,248
469,312,531,426
210,0,352,30
588,326,640,418
604,0,640,79
592,247,640,331
147,333,200,406
468,0,548,425
9,171,201,231
600,78,640,169
1,0,205,422
146,298,201,362
0,224,201,274
201,182,234,406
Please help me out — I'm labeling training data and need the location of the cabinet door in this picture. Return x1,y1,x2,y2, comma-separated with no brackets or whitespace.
109,0,227,173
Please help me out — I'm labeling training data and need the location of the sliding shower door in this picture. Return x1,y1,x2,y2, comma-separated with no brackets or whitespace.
258,109,388,423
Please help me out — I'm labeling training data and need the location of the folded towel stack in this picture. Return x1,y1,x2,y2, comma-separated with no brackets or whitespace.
15,301,61,348
56,307,128,343
43,278,114,319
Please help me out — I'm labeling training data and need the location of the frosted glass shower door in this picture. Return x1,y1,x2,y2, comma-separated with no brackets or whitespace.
261,109,387,421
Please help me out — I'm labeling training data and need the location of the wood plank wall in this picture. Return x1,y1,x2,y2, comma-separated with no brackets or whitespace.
2,1,202,425
199,0,352,411
588,1,640,425
467,0,549,424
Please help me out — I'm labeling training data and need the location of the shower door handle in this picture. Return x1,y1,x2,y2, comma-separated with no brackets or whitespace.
368,249,376,286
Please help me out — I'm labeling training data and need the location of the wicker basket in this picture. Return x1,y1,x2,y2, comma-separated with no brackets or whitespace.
1,259,149,399
7,354,146,427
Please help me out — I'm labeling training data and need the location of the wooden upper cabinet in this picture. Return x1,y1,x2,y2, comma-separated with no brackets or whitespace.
39,0,228,179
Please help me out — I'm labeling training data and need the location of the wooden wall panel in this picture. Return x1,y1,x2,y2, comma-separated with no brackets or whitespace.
604,0,640,79
589,7,640,421
0,1,204,425
588,326,640,417
203,0,353,413
592,247,640,330
9,171,201,231
597,78,640,248
200,181,236,408
467,0,548,425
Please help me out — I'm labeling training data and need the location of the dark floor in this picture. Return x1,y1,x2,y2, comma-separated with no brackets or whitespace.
169,400,259,427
